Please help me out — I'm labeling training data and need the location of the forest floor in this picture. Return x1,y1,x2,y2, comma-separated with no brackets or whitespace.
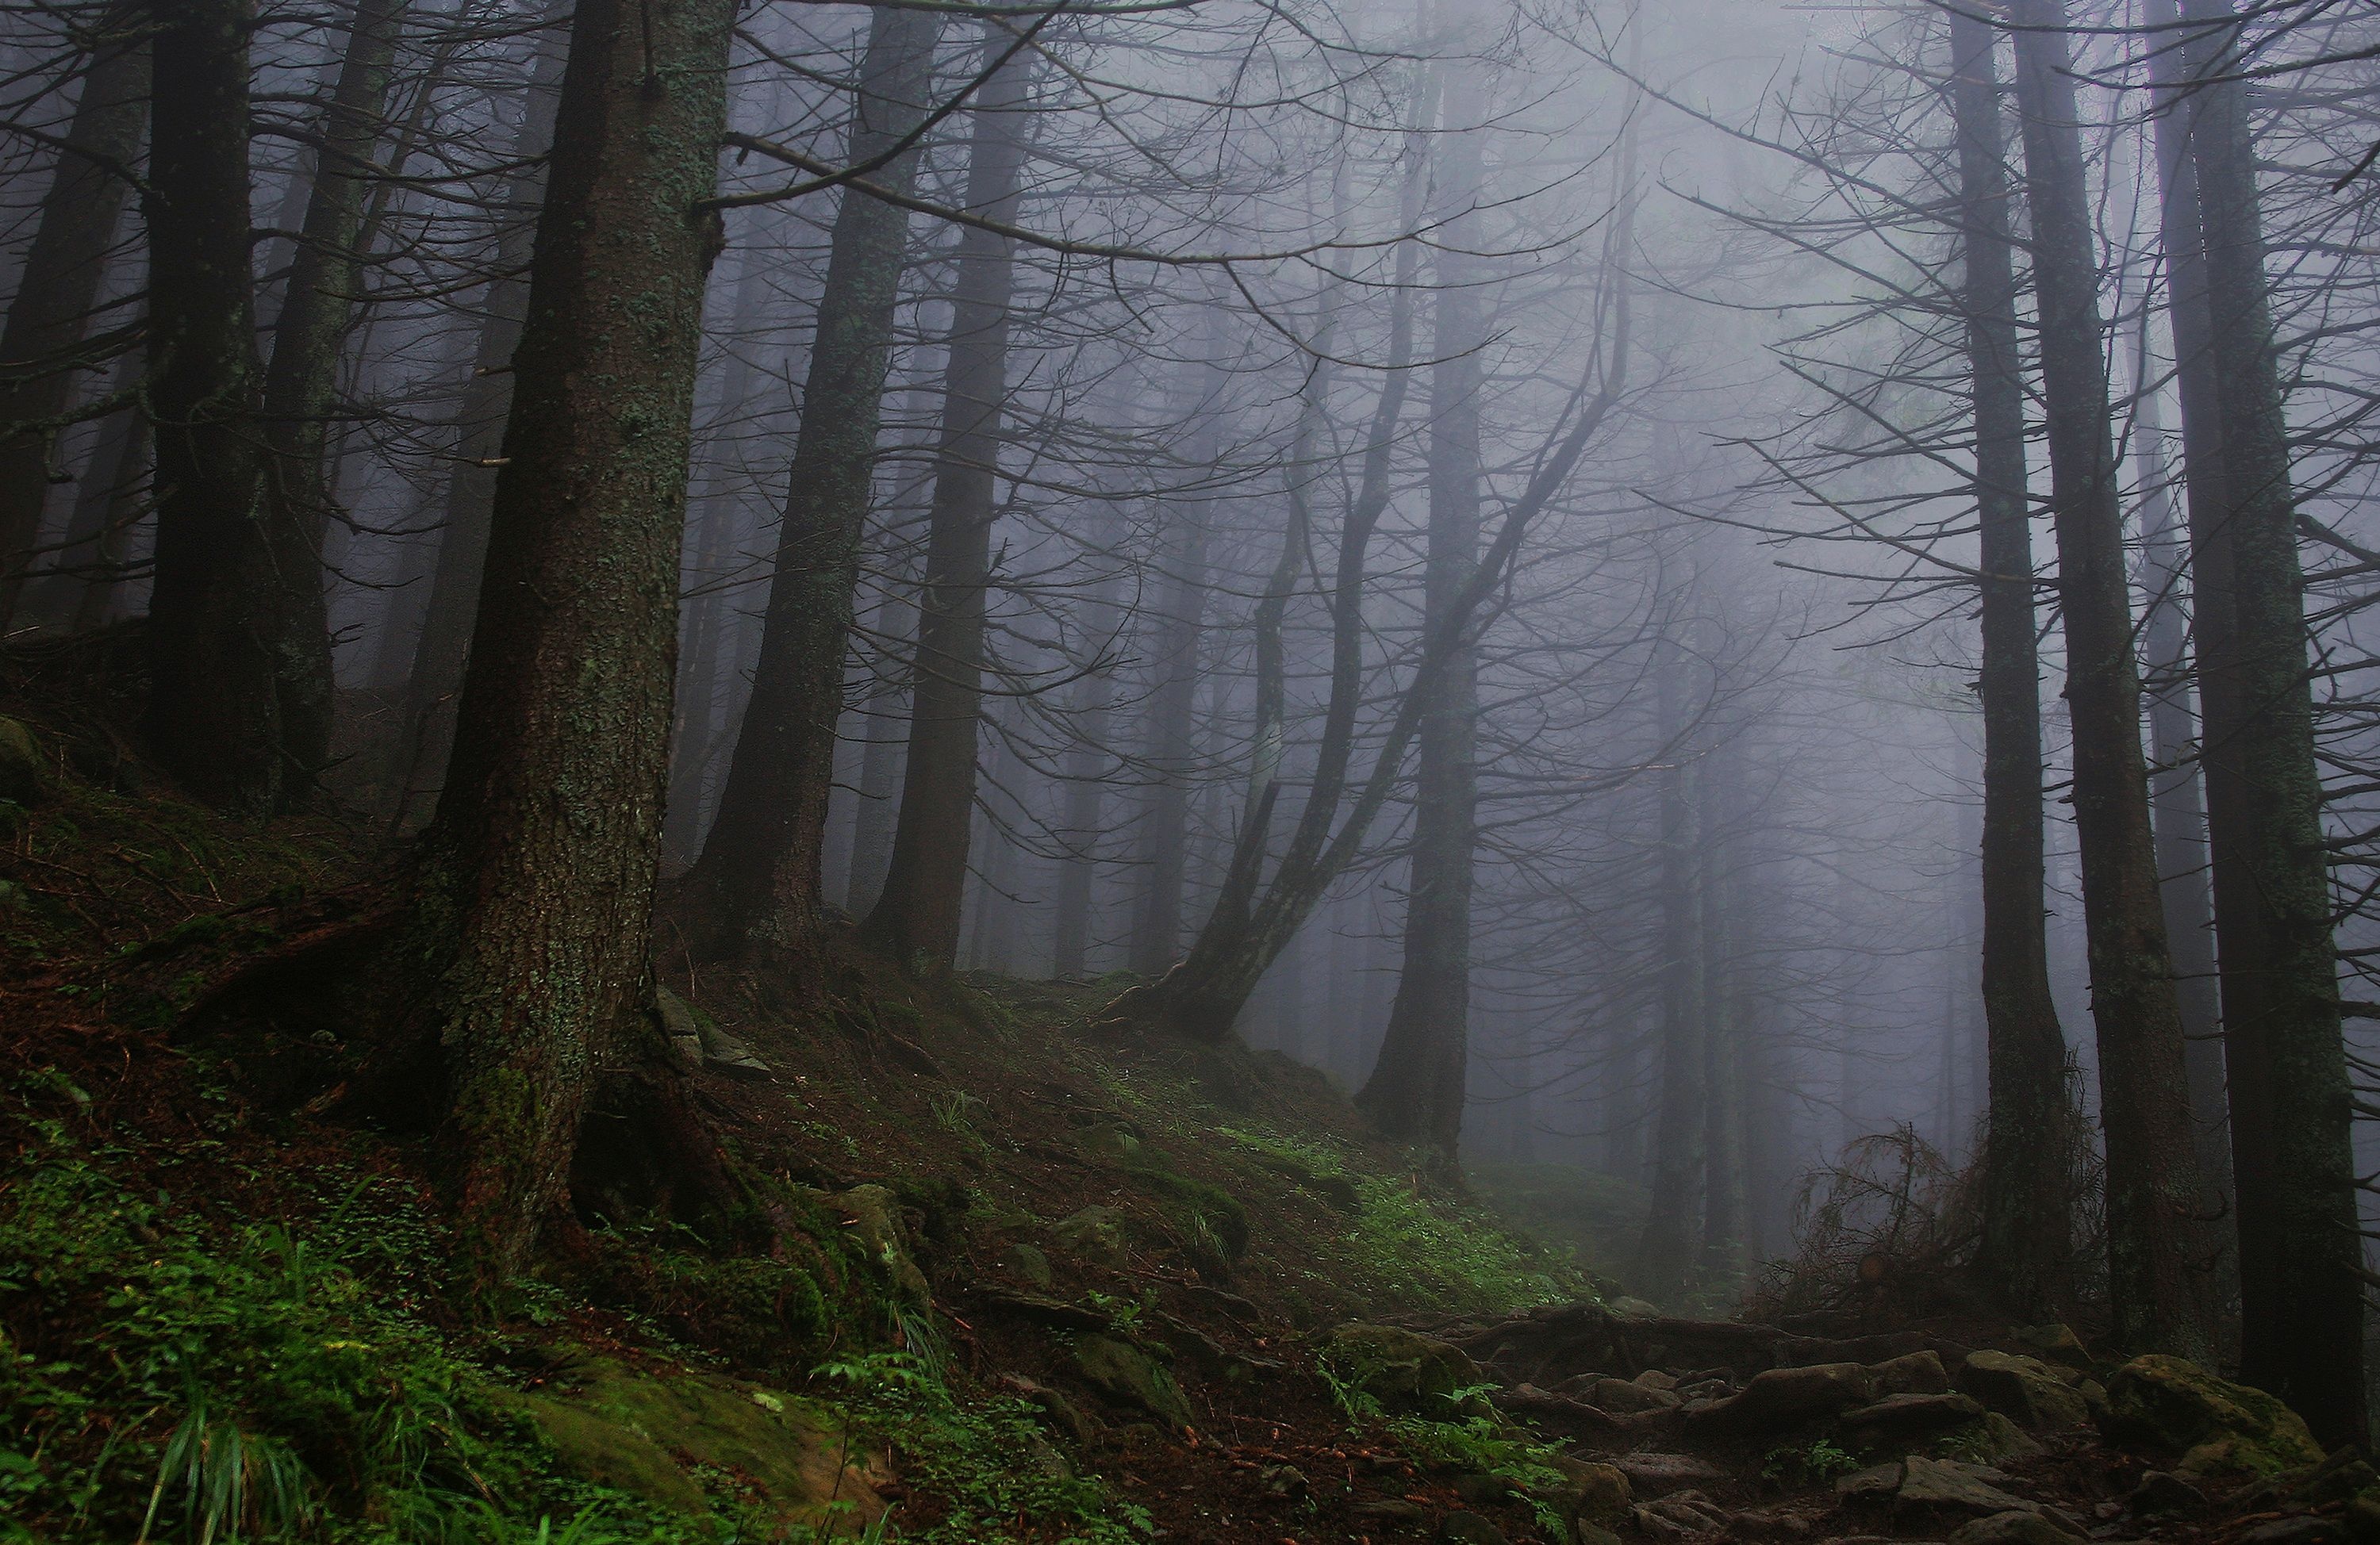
1,639,2370,1545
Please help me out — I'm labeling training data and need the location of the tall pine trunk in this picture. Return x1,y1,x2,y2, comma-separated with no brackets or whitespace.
1637,651,1706,1303
1357,62,1488,1156
255,0,411,799
2175,0,2365,1445
405,0,732,1275
684,6,942,952
1951,6,2075,1319
860,36,1031,969
2007,0,2209,1358
0,0,148,626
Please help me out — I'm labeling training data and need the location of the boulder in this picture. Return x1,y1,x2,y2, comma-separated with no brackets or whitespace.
512,1359,882,1532
2010,1325,2091,1370
2126,1471,2206,1516
1894,1457,2036,1518
1971,1411,2045,1462
2238,1520,2347,1545
2292,1450,2379,1509
1948,1512,2084,1545
2098,1355,2323,1478
1321,1322,1483,1414
1071,1332,1192,1429
1052,1205,1131,1268
1868,1349,1952,1397
1610,1296,1664,1319
1616,1452,1729,1494
833,1183,931,1305
1635,1369,1683,1392
0,717,44,805
1688,1362,1875,1435
1567,1374,1681,1414
1838,1391,1988,1441
1003,1240,1055,1289
1549,1456,1631,1524
1836,1463,1903,1500
1962,1351,2089,1432
1441,1507,1511,1543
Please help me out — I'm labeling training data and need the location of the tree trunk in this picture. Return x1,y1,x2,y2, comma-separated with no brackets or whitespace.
2175,0,2365,1446
1699,762,1746,1286
1357,67,1488,1157
1950,6,2075,1320
1053,514,1123,977
404,0,732,1276
141,0,301,814
255,0,411,800
860,36,1031,970
30,351,140,628
1636,664,1706,1304
682,6,943,952
0,0,148,627
2007,0,2210,1359
394,18,567,822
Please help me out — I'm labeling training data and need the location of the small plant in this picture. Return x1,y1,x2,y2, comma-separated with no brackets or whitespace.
1762,1437,1861,1485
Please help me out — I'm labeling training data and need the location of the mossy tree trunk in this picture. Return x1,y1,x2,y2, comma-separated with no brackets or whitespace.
0,0,148,628
405,0,732,1278
1950,7,2075,1321
860,33,1031,971
2007,0,2212,1359
681,5,943,953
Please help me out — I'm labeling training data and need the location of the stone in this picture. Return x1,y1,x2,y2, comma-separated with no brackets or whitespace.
2098,1355,2324,1478
1052,1205,1132,1268
1441,1511,1510,1544
1572,1526,1626,1545
1894,1456,2036,1517
1637,1492,1730,1539
1869,1350,1952,1396
1634,1369,1682,1392
1568,1374,1680,1413
0,717,44,805
834,1184,931,1305
1320,1322,1483,1414
996,1373,1098,1446
1835,1463,1902,1500
1732,1507,1815,1539
1839,1391,1987,1440
1615,1452,1728,1493
2010,1325,2091,1370
2127,1471,2205,1515
2344,1496,2380,1545
510,1359,883,1532
2293,1450,2379,1509
1356,1498,1428,1524
1971,1411,2044,1461
1948,1511,2083,1545
2238,1520,2347,1545
1610,1296,1664,1318
1259,1463,1307,1501
1003,1240,1055,1289
1688,1362,1875,1435
1550,1456,1630,1523
1071,1332,1192,1429
1962,1351,2089,1432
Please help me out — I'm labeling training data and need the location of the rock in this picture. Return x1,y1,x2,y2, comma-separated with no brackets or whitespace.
2010,1325,2091,1370
1637,1491,1730,1539
1839,1391,1987,1440
1733,1506,1815,1539
1835,1463,1902,1500
1320,1322,1482,1414
2238,1520,2347,1545
996,1373,1098,1446
1688,1362,1875,1435
1071,1332,1192,1429
0,717,44,805
2294,1450,2380,1509
1868,1349,1952,1396
834,1184,931,1305
511,1359,883,1532
2099,1355,2324,1478
1572,1526,1625,1545
654,985,705,1068
1566,1374,1680,1413
1550,1456,1631,1523
1259,1463,1307,1501
1948,1511,2083,1545
1634,1369,1682,1392
1615,1452,1729,1493
2345,1496,2380,1545
1003,1240,1054,1289
1052,1205,1131,1268
1453,1472,1514,1505
1894,1457,2036,1518
1962,1351,2089,1432
2126,1471,2205,1516
1610,1296,1664,1318
1971,1411,2045,1461
1441,1510,1509,1544
1356,1498,1428,1524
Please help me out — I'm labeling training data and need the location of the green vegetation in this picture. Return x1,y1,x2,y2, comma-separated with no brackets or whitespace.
1761,1437,1861,1486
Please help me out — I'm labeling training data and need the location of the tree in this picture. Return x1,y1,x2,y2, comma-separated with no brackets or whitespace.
678,5,943,953
2006,0,2210,1358
0,0,148,627
860,34,1033,969
1950,6,2075,1320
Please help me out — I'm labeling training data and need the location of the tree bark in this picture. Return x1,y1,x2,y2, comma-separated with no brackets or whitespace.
404,0,732,1276
1053,510,1123,977
860,35,1031,970
2007,0,2211,1359
1637,663,1706,1303
1358,66,1488,1156
255,0,410,799
1699,761,1746,1286
2174,0,2365,1446
683,5,944,953
0,0,148,627
1950,6,2075,1321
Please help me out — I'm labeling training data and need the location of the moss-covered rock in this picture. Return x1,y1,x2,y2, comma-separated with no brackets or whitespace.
1963,1351,2090,1432
2098,1355,2322,1478
512,1358,884,1533
1052,1205,1130,1268
832,1183,931,1306
0,715,46,805
1320,1322,1483,1414
1071,1332,1193,1429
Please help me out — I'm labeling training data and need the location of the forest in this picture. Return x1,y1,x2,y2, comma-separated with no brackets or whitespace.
2,0,2379,1540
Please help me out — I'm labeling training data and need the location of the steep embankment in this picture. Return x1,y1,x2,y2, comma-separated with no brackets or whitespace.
3,649,2372,1545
